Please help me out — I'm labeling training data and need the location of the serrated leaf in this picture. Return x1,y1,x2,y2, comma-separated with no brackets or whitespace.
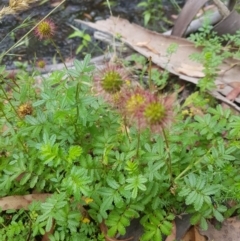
46,216,53,232
106,177,120,189
132,187,138,199
225,146,236,155
108,225,118,237
25,115,39,125
194,193,204,211
186,190,198,205
149,215,160,226
188,173,196,188
217,205,227,213
151,197,161,210
117,222,126,235
120,215,130,227
203,195,212,205
20,172,31,185
113,192,124,208
160,221,172,235
144,12,151,26
33,100,45,107
155,210,164,221
30,175,38,188
154,228,162,241
213,209,224,222
203,185,219,195
190,213,201,225
100,196,113,213
98,187,114,196
166,213,175,221
178,187,191,197
195,178,205,190
138,183,147,191
124,208,139,218
141,230,155,241
223,154,235,161
200,217,208,230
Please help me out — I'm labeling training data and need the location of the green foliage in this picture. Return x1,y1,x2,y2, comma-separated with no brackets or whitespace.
68,24,92,54
2,23,240,240
140,210,174,241
137,0,180,30
137,0,174,31
127,44,178,90
189,18,240,92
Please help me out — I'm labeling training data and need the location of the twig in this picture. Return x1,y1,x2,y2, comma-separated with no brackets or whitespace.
212,0,230,17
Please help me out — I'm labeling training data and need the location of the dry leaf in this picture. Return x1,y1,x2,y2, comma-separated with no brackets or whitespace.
41,219,55,241
136,41,159,54
165,221,177,241
175,63,204,78
0,194,51,210
76,16,240,111
226,81,240,100
99,222,133,241
199,217,240,241
182,226,206,241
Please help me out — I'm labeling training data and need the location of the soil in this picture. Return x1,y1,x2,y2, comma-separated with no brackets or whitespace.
0,0,183,69
0,1,187,240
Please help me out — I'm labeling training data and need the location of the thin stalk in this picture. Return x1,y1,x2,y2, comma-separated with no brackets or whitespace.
50,39,72,76
75,82,80,119
174,163,194,183
7,72,20,90
123,116,131,141
1,107,29,154
174,150,210,182
148,56,153,91
105,0,117,60
0,85,21,119
136,125,141,158
162,128,173,184
105,0,113,16
0,0,66,59
1,110,11,127
73,82,81,140
169,0,181,12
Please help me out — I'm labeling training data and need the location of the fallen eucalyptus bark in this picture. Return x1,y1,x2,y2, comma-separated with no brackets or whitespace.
0,194,51,210
164,10,222,36
76,16,240,112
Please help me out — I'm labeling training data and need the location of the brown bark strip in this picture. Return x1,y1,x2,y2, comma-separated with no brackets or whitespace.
0,194,51,210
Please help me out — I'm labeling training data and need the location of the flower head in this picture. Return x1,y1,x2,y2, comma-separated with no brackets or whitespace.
120,87,146,118
120,87,175,133
94,64,129,103
82,217,90,224
18,103,33,118
36,59,46,69
34,19,56,40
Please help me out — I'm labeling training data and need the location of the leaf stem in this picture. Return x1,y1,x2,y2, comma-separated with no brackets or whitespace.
0,0,66,60
162,128,173,185
174,150,210,182
0,84,21,119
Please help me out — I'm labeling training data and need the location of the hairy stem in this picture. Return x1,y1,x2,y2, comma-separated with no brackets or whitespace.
162,128,173,185
50,39,70,74
0,0,66,60
0,84,21,119
174,150,210,182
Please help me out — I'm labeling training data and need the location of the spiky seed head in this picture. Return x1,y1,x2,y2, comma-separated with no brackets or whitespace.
18,103,33,118
101,70,124,94
144,102,166,125
34,19,56,40
119,87,175,134
94,64,129,104
36,60,46,68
